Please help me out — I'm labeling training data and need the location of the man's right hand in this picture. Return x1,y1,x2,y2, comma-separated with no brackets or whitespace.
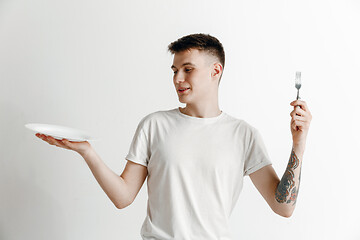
35,133,92,156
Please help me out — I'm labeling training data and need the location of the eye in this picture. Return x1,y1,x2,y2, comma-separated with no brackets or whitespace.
173,71,178,74
185,68,192,72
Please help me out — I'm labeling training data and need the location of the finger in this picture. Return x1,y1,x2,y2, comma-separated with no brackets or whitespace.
290,100,310,112
291,119,305,131
290,107,307,117
292,118,310,130
44,135,69,149
37,134,70,149
291,120,297,131
54,138,71,149
46,136,63,146
37,134,50,142
292,115,307,122
61,138,73,148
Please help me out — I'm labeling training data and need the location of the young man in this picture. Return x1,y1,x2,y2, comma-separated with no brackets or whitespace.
36,33,312,239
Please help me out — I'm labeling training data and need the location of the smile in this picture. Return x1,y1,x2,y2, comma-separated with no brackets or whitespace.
178,88,190,93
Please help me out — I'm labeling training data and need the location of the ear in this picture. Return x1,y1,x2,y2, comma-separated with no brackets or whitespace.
211,63,223,79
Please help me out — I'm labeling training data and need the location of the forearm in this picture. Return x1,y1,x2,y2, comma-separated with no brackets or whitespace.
80,148,130,209
274,144,303,217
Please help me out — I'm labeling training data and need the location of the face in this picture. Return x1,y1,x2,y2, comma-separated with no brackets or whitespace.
171,48,222,104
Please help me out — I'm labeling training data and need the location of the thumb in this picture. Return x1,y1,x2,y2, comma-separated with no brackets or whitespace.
61,138,72,146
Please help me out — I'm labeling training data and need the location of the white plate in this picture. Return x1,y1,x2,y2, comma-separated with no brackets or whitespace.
25,123,99,142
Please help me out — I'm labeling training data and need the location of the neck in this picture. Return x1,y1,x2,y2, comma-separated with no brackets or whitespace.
180,102,221,118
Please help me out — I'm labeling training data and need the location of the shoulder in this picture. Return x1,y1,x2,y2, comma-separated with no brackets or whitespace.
137,108,176,127
223,112,258,135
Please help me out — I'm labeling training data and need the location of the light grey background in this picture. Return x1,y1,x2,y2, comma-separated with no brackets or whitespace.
1,0,359,239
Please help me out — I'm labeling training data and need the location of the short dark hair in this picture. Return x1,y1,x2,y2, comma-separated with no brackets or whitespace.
167,33,225,84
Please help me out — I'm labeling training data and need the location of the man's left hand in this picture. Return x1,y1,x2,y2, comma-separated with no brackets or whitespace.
290,100,312,151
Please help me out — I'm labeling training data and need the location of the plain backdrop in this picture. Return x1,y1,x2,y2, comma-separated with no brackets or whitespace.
1,0,359,239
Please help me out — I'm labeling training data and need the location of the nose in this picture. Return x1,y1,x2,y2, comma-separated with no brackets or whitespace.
174,72,185,84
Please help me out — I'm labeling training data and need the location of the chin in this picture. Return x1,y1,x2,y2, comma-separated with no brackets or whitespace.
178,97,190,104
177,93,193,104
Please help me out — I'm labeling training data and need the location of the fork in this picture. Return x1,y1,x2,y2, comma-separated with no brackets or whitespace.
295,71,302,114
295,71,301,100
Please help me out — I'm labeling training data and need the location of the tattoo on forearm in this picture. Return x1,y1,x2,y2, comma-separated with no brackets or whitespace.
275,149,301,205
291,167,302,205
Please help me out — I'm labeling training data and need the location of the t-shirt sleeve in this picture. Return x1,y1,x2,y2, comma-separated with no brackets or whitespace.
125,117,150,167
243,128,272,176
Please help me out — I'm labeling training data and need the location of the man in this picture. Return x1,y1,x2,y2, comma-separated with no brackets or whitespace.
36,33,312,239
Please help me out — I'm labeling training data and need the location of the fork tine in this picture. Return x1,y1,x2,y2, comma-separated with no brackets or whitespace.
295,71,301,88
296,71,301,81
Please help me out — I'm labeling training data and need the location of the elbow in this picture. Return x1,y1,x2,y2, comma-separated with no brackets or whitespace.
276,209,293,218
272,198,295,218
115,203,128,210
114,199,132,210
280,212,293,218
115,203,125,209
272,204,294,218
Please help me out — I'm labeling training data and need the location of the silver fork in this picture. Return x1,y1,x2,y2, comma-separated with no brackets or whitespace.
295,71,302,114
295,71,301,100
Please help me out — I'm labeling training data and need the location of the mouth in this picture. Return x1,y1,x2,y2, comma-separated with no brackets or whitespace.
178,87,190,93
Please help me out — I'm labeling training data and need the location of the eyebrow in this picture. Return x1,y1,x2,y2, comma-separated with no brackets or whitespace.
171,62,196,70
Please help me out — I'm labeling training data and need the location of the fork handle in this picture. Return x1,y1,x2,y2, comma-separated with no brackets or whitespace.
296,90,301,113
296,89,300,100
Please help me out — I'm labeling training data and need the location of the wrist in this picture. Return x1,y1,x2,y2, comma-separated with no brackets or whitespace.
79,146,95,159
292,143,305,158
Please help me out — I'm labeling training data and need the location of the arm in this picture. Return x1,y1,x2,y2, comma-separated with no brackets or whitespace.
80,148,147,209
249,100,312,218
36,133,148,209
274,146,303,215
249,148,302,218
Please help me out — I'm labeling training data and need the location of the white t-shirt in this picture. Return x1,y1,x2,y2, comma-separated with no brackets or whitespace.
125,107,272,240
